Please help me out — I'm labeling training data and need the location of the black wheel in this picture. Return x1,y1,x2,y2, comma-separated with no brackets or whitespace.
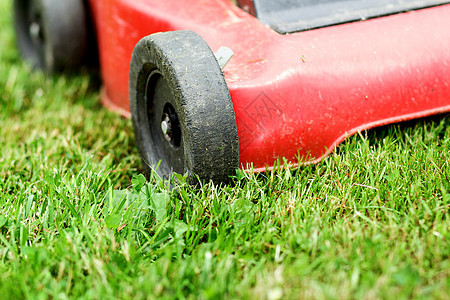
129,30,239,183
13,0,88,72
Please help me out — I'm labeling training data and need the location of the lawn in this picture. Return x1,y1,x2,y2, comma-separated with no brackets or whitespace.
0,1,449,299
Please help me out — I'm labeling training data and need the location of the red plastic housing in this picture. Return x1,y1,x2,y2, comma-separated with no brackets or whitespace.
87,0,450,172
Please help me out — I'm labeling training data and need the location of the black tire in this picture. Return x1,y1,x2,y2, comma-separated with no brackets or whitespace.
13,0,88,72
129,30,239,183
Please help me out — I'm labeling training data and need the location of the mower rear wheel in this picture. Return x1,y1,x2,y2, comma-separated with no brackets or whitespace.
13,0,88,72
129,30,239,183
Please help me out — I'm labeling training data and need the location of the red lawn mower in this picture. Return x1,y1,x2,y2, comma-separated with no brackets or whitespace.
13,0,450,182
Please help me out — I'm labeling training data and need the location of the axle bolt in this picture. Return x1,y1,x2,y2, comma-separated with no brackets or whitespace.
161,114,172,142
29,22,41,43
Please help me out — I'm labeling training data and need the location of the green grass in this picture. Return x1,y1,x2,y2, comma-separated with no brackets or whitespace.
0,1,449,299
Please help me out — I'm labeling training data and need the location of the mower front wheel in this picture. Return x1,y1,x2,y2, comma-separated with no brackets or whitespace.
129,30,240,183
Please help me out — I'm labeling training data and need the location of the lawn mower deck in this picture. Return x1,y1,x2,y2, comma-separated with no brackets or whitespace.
14,0,450,182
